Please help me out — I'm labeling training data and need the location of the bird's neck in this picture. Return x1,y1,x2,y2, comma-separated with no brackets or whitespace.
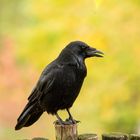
57,50,87,74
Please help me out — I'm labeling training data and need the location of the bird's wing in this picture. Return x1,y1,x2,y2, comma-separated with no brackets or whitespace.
28,77,54,103
27,63,63,103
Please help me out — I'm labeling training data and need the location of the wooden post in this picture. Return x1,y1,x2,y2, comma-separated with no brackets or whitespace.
102,133,128,140
78,134,98,140
22,133,140,140
130,134,140,140
55,124,78,140
32,138,49,140
23,138,49,140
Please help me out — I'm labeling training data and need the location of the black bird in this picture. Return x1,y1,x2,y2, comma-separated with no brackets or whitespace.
15,41,103,130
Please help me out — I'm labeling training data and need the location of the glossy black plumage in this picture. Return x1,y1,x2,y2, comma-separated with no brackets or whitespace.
15,41,103,130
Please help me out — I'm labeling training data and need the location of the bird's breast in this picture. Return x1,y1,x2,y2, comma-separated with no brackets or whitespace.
62,64,86,92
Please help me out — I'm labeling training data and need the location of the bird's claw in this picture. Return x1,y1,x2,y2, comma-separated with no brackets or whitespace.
54,118,80,126
65,118,80,124
54,119,74,125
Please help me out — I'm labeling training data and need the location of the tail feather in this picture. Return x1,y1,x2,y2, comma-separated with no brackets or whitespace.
15,102,43,130
24,111,43,127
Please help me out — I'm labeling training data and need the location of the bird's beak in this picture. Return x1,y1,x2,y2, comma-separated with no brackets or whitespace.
86,47,104,57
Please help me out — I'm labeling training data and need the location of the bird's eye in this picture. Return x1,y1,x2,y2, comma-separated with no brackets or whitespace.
81,45,87,50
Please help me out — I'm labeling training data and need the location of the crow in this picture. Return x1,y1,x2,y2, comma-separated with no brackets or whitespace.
15,41,103,130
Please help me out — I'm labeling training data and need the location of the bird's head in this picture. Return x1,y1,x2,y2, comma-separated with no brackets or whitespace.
65,41,104,59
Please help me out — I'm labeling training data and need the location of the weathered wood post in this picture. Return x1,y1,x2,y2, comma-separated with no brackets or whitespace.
55,123,78,140
102,133,128,140
78,133,98,140
130,134,140,140
23,132,140,140
54,123,98,140
31,138,49,140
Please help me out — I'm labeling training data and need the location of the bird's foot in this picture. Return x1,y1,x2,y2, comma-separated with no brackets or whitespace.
54,119,74,125
65,118,80,124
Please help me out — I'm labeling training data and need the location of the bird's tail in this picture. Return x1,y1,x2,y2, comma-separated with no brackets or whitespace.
15,102,43,130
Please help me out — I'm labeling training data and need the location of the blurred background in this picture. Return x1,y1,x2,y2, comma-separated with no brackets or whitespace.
0,0,140,139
